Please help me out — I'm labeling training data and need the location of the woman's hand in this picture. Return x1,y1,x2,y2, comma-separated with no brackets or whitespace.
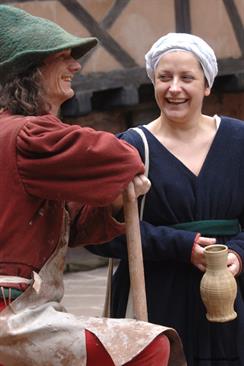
191,236,216,272
191,236,241,276
227,251,241,276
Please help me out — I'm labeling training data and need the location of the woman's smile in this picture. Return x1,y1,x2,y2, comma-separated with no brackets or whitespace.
165,98,188,104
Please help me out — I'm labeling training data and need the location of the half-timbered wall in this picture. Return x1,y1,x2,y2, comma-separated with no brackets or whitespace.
2,0,244,131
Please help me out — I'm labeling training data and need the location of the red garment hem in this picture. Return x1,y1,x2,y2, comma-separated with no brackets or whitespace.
85,329,170,365
0,299,170,366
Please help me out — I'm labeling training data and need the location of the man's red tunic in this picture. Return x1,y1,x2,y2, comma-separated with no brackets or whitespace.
0,111,144,282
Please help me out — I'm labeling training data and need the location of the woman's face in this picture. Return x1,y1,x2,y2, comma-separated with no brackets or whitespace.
40,49,81,112
154,51,210,123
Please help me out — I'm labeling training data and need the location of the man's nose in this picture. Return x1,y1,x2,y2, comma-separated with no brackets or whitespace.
69,58,81,72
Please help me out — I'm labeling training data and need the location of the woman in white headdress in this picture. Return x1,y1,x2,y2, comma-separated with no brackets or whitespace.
89,33,244,366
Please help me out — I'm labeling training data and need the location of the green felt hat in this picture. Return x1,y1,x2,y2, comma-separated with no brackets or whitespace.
0,5,98,83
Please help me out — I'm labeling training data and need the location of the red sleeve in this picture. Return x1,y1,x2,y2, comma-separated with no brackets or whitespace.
17,115,144,206
67,202,126,246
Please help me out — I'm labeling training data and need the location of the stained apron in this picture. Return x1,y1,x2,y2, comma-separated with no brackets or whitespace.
0,211,186,366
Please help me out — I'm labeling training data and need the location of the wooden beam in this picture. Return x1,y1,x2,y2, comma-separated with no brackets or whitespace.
174,0,191,33
223,0,244,55
61,85,139,116
73,67,149,92
93,86,139,109
0,0,56,2
101,0,130,29
218,57,244,75
59,0,138,68
214,74,244,92
80,0,130,67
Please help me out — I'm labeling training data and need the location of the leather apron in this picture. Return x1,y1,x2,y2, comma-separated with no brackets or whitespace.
0,211,186,366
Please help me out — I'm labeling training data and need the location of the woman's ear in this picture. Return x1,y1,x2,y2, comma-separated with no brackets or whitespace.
204,86,211,96
204,79,211,96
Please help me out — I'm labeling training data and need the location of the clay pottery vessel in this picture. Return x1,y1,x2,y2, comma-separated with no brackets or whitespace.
200,244,237,322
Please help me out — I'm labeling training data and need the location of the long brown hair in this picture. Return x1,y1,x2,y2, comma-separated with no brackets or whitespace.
0,66,50,116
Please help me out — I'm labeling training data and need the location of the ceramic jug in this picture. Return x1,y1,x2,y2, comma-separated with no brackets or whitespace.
200,244,237,322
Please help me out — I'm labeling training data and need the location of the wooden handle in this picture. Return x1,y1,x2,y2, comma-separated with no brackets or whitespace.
123,182,148,321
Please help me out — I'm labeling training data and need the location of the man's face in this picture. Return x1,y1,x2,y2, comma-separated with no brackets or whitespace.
40,49,81,111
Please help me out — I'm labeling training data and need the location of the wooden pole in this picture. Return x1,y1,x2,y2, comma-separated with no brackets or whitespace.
123,182,148,322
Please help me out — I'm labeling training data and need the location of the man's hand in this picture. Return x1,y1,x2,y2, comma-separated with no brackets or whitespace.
111,174,151,216
130,174,151,200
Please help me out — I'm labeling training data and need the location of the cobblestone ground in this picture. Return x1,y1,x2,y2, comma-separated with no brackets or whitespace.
62,247,108,317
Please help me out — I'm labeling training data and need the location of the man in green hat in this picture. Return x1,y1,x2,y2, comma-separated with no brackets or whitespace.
0,5,186,366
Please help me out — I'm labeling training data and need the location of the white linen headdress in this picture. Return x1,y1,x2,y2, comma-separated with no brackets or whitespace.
145,33,218,88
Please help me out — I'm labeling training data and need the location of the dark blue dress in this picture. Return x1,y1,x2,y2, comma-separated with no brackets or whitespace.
87,116,244,366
